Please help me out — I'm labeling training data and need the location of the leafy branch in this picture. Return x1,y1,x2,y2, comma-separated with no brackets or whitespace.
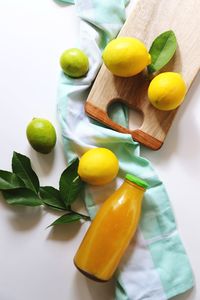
0,152,90,227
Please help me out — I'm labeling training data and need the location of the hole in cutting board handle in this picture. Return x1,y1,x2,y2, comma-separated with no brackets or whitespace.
107,100,143,130
85,101,163,150
106,100,163,150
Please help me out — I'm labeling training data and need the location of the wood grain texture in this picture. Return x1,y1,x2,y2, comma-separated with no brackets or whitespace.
85,0,200,150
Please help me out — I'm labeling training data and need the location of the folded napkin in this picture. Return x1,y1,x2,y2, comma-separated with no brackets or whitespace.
57,0,194,299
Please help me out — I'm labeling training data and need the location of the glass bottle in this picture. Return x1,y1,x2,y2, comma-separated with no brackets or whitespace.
74,174,148,282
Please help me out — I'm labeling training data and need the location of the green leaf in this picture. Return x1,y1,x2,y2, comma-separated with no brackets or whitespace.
148,30,177,74
47,212,83,227
39,186,66,211
0,170,25,190
12,152,40,194
3,188,43,206
59,158,84,206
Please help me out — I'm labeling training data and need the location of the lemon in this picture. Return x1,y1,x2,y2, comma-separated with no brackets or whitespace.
60,48,89,78
102,37,151,77
78,148,119,186
26,118,57,154
148,72,187,111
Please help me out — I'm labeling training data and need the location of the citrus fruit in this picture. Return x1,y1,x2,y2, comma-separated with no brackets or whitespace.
26,118,57,154
102,37,151,77
78,148,119,186
148,72,187,111
60,48,89,78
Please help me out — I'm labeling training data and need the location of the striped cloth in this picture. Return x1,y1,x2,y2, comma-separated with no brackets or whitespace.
56,0,194,299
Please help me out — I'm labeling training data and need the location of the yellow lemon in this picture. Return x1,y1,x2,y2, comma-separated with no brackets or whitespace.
148,72,187,111
102,37,151,77
78,148,119,186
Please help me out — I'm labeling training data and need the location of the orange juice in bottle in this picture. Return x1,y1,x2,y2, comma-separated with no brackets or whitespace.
74,174,148,282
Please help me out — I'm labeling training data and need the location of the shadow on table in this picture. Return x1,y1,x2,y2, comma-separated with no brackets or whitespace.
0,193,43,230
171,287,196,300
27,147,56,175
73,271,115,300
47,220,83,242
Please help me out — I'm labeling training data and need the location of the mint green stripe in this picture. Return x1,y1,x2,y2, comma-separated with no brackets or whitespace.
108,102,129,128
92,0,127,24
77,0,128,47
84,189,98,219
148,232,194,298
140,207,176,240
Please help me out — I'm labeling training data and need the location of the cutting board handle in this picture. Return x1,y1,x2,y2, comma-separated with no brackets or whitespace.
85,101,163,150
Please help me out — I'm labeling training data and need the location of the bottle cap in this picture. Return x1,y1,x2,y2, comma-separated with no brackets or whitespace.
125,173,149,189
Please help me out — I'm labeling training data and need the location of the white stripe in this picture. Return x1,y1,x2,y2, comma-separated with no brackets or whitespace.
118,229,167,300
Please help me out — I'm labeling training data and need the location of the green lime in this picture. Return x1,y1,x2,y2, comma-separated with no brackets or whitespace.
26,118,57,154
60,48,89,78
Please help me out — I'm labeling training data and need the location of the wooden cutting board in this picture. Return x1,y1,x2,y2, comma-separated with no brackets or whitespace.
85,0,200,150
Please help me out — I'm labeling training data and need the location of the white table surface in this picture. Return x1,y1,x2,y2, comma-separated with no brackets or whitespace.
0,1,199,300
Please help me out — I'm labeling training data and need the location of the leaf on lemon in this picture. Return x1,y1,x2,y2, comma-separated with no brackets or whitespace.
59,158,84,206
148,30,177,74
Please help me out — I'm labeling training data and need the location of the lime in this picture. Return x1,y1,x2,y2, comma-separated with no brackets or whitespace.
148,72,187,111
26,118,57,154
102,37,151,77
78,148,119,186
60,48,89,78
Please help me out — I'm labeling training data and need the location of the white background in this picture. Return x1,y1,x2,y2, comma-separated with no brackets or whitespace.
0,1,199,300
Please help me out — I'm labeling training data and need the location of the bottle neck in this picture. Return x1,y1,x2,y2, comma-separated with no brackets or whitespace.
123,179,146,192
